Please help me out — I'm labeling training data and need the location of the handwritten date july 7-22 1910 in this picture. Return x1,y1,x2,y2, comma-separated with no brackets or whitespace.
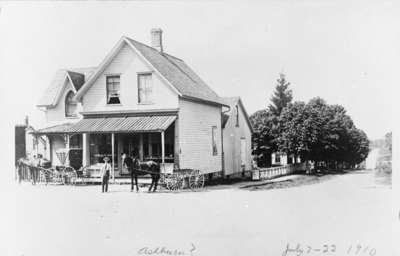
282,243,377,256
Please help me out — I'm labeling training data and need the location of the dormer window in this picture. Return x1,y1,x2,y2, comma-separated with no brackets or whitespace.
65,91,77,117
138,73,153,104
106,75,121,104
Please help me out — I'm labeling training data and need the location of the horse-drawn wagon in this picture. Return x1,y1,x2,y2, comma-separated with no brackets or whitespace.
17,151,206,192
128,159,206,192
161,169,205,191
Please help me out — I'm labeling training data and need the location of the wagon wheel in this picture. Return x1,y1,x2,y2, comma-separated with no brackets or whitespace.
38,170,45,184
165,174,184,191
40,169,51,185
64,166,76,185
46,168,55,184
189,171,205,190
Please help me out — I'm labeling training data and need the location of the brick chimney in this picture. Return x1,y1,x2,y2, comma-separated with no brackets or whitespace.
151,28,163,52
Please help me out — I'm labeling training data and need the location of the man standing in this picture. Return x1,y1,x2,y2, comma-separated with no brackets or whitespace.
30,154,39,185
100,156,111,193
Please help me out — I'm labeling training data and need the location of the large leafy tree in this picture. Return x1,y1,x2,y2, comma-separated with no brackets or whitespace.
269,73,293,116
250,109,277,167
277,97,369,167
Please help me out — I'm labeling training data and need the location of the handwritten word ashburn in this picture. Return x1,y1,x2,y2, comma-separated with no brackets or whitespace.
138,244,196,256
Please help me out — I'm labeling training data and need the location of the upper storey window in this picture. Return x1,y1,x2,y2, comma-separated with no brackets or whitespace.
65,91,78,117
106,75,121,104
138,73,153,104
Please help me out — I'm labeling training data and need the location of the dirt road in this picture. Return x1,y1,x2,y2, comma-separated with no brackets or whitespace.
9,169,393,256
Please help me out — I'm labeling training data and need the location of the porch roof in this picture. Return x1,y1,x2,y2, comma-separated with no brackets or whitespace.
67,115,176,133
34,123,75,135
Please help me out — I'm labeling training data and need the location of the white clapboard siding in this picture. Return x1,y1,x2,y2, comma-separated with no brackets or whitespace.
82,43,178,112
223,103,252,175
178,98,222,174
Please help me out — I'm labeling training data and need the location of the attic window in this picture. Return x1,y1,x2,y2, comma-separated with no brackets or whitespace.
65,91,77,117
106,75,121,104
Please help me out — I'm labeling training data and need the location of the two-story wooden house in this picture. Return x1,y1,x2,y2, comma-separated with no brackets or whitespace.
35,29,253,179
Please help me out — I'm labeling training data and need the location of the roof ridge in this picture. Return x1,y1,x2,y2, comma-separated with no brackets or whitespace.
126,36,203,90
222,96,240,100
66,70,84,76
125,36,184,61
67,67,97,71
162,54,199,85
161,52,183,62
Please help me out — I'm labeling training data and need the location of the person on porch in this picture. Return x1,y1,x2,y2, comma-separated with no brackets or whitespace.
100,156,111,193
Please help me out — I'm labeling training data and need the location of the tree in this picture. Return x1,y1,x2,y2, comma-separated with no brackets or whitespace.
269,73,293,116
277,97,369,169
250,73,293,167
250,109,277,167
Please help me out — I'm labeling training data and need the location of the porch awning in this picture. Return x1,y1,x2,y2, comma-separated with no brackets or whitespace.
67,115,176,133
33,123,75,135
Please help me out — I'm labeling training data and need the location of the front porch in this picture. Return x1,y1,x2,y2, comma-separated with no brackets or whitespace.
33,113,178,180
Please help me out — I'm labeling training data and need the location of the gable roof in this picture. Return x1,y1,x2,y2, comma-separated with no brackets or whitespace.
37,67,96,107
67,71,85,91
74,36,225,106
222,96,254,133
126,38,223,105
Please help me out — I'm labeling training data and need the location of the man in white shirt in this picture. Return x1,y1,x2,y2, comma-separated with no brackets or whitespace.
100,157,111,193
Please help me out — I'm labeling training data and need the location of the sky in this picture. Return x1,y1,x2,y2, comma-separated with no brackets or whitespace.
0,1,398,141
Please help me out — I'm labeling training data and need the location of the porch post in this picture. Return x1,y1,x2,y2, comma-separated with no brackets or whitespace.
139,134,144,161
161,131,165,164
65,134,70,166
148,133,152,157
117,135,123,173
48,136,53,163
82,133,90,167
35,135,39,156
111,133,115,182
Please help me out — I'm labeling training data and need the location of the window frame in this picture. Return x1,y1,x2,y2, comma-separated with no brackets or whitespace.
106,75,121,105
65,90,78,118
275,153,281,163
137,72,153,104
211,126,218,156
235,104,239,127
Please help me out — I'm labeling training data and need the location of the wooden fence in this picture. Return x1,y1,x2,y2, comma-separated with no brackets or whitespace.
252,162,308,181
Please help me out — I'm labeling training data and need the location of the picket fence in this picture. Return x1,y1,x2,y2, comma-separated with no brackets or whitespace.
252,163,308,181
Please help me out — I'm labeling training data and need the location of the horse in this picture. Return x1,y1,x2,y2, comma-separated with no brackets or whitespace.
131,157,161,192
